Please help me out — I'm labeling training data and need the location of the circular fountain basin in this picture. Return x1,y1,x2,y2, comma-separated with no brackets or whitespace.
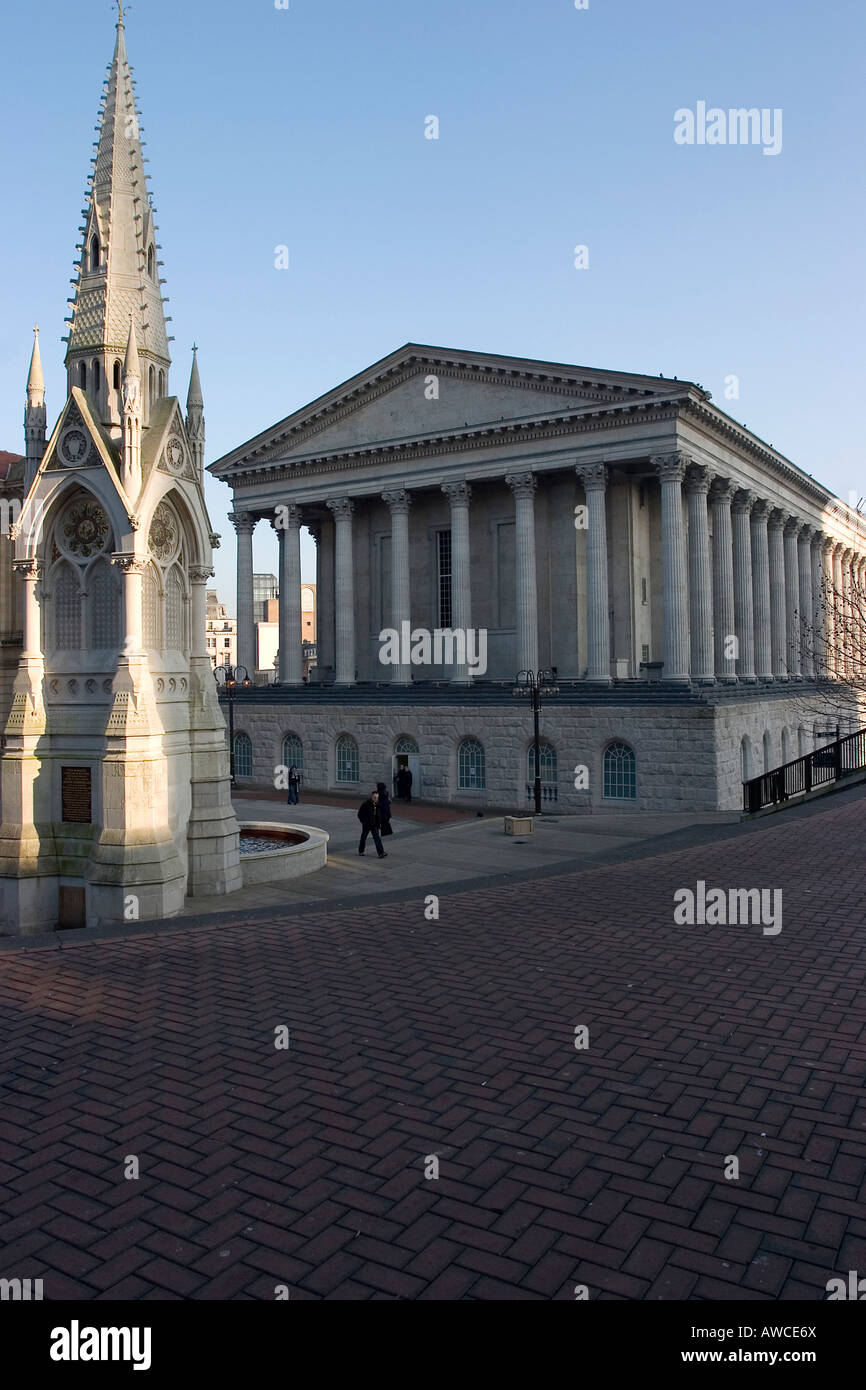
238,822,328,885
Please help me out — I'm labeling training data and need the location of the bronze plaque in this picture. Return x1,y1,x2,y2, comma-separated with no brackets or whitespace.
61,766,92,824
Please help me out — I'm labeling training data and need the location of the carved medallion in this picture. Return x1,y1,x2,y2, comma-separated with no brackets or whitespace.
148,501,179,562
164,435,185,472
59,427,91,467
61,499,110,559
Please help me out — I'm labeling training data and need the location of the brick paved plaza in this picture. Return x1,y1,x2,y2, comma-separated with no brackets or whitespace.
1,786,865,1300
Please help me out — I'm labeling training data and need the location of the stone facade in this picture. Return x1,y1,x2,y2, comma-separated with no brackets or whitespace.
226,688,866,815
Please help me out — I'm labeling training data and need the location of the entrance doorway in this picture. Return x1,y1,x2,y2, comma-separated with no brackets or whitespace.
392,738,420,800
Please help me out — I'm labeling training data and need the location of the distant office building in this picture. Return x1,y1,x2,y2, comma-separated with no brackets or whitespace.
206,590,237,669
253,573,278,624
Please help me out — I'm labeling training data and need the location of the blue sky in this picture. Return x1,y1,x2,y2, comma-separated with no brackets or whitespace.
1,0,863,607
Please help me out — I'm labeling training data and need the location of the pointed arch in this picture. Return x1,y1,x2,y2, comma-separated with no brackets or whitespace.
92,359,101,399
53,561,82,651
90,233,100,271
113,359,121,390
149,365,156,408
147,244,155,280
142,562,161,651
164,563,187,654
87,556,122,652
156,486,207,569
158,369,166,398
79,362,87,390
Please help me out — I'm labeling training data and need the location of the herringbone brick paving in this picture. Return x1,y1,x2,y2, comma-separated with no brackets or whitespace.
1,791,865,1299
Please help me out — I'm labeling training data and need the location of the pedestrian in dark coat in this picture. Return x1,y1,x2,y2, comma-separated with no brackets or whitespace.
396,766,413,802
287,765,300,805
357,791,387,858
376,782,393,835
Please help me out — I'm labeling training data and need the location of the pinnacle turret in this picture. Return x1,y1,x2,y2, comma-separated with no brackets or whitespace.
24,326,47,489
186,345,206,473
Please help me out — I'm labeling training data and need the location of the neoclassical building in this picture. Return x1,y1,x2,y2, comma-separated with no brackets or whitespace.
210,345,866,812
0,10,241,933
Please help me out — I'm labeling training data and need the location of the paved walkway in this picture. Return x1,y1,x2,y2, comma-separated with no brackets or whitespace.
0,785,864,1299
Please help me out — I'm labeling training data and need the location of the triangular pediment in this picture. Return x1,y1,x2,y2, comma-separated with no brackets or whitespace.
209,344,697,476
143,398,197,486
41,389,121,476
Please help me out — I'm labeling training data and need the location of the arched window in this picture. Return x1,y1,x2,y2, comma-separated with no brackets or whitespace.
741,735,752,783
147,244,155,279
458,737,485,790
164,565,186,653
78,362,87,390
54,563,81,650
603,741,636,799
149,365,155,407
282,733,303,771
781,727,792,764
336,735,359,783
394,735,418,757
763,731,773,773
92,360,101,397
142,563,161,650
158,369,166,398
90,233,100,270
88,558,121,651
233,732,253,778
113,359,121,390
528,741,557,784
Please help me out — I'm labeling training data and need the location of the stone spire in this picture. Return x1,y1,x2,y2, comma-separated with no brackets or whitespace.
185,345,205,473
24,326,47,489
64,6,171,433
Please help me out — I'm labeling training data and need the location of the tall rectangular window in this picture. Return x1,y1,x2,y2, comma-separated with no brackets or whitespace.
437,530,452,628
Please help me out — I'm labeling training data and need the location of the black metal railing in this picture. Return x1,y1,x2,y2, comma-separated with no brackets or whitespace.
743,728,866,812
526,783,558,804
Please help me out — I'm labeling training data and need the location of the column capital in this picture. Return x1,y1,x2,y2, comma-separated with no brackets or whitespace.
709,476,736,505
442,481,472,506
229,511,255,537
821,534,836,555
750,498,771,522
731,488,755,515
684,464,711,496
809,530,825,552
575,461,607,491
506,471,537,499
768,508,786,531
651,451,688,484
326,496,355,520
272,503,302,531
307,522,322,546
783,515,803,538
188,565,214,584
381,489,412,516
797,523,815,544
12,558,40,580
111,552,147,575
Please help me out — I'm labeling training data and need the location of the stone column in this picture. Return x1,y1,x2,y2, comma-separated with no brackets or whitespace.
382,490,412,684
685,465,713,683
505,472,539,675
810,534,824,678
750,500,772,681
575,463,610,684
231,511,256,675
16,558,42,657
731,489,756,682
783,518,802,678
652,452,690,684
274,505,302,685
856,556,866,681
768,510,787,680
442,482,472,684
798,526,814,679
326,497,356,685
188,565,212,660
113,554,145,655
832,544,845,679
821,538,836,678
710,478,736,681
842,548,854,681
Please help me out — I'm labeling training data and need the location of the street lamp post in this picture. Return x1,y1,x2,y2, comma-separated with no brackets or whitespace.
214,663,251,784
512,667,559,813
